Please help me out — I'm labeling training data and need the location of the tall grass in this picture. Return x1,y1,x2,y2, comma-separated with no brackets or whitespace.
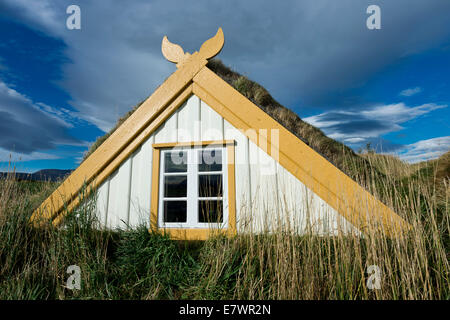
0,151,448,299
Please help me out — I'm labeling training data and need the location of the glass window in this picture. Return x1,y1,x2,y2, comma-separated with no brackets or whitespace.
164,151,187,172
159,146,228,228
164,201,187,223
164,175,187,197
198,174,222,198
198,149,222,172
199,200,223,223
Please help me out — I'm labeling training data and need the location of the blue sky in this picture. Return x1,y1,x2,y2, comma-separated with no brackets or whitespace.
0,0,449,172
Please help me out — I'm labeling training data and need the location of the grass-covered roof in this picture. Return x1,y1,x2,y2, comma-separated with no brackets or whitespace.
83,59,383,181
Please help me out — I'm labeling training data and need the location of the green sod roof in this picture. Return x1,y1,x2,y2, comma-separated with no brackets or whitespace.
83,59,376,182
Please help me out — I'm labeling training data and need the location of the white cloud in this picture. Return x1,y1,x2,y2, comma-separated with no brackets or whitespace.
34,102,86,128
304,103,447,145
341,137,365,144
396,136,450,163
360,103,446,123
0,80,85,154
0,148,60,163
0,0,62,35
399,87,422,97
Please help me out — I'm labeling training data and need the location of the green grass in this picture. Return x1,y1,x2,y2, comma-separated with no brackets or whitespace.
0,149,448,299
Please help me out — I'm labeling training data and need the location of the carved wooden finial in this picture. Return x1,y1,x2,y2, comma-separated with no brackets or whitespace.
162,28,224,66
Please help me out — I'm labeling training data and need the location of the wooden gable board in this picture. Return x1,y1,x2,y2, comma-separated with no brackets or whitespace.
33,30,410,237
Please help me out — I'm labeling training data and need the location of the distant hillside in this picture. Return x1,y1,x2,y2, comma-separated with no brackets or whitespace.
0,169,73,182
360,150,450,207
361,150,450,181
430,150,450,182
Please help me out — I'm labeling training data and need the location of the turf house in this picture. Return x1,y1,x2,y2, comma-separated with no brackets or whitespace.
32,28,410,239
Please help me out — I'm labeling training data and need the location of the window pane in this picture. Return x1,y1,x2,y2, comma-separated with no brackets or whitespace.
164,151,187,172
199,174,222,197
198,149,222,172
164,201,187,223
199,200,223,223
164,175,187,197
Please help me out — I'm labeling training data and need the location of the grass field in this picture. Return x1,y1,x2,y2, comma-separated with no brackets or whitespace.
0,151,448,300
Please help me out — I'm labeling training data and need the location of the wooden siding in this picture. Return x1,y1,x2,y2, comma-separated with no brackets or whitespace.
90,95,357,234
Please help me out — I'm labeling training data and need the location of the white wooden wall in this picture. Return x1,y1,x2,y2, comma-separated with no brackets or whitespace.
90,95,358,235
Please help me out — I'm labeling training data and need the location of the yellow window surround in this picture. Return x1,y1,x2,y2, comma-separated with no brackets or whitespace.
32,27,410,237
150,140,237,240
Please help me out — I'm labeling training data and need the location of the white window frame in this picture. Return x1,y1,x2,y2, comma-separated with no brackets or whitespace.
158,145,229,229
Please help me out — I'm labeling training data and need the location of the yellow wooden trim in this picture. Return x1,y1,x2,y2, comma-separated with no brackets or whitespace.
162,36,188,65
149,140,237,240
150,147,161,231
157,228,230,241
153,140,234,149
162,27,224,67
38,26,409,238
227,143,237,236
192,67,410,236
51,85,193,226
31,50,208,224
197,28,224,61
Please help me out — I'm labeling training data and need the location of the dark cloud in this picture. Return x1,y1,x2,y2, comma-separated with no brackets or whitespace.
0,81,82,155
304,102,447,149
307,111,398,136
2,0,450,131
328,119,395,135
